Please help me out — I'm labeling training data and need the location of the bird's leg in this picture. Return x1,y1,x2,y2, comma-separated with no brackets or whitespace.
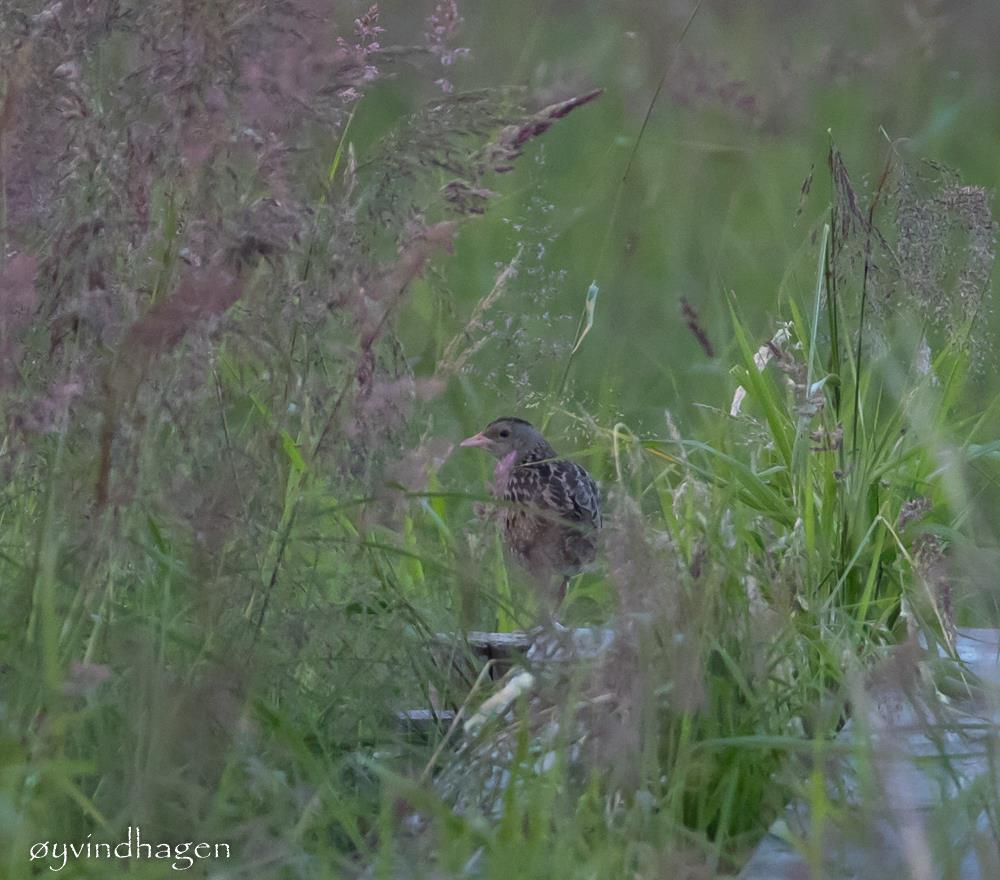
547,575,571,632
556,575,570,606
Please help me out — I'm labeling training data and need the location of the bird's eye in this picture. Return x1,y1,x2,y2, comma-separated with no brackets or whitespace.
498,429,510,438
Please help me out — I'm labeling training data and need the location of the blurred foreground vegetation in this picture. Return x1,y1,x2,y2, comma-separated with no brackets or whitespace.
1,1,999,877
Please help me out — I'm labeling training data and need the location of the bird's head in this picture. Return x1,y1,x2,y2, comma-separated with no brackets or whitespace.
460,417,554,462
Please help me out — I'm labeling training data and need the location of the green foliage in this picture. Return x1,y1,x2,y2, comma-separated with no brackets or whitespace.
0,2,998,879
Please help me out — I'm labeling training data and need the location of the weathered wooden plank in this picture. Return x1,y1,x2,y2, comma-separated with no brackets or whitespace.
739,628,1000,879
397,708,457,739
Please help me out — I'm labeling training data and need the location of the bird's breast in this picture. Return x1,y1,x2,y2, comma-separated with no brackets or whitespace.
492,450,519,493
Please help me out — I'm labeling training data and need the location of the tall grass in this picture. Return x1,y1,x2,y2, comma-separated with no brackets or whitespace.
0,2,998,879
382,147,996,876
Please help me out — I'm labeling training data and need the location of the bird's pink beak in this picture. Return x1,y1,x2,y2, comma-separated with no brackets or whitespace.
460,432,491,449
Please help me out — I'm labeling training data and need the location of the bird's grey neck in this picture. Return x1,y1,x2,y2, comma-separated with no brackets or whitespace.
493,442,555,486
519,441,557,465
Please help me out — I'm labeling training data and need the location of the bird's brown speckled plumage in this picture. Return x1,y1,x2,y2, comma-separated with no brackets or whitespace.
461,418,601,603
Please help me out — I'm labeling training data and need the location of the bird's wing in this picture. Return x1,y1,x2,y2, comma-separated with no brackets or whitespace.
517,460,601,529
564,462,602,529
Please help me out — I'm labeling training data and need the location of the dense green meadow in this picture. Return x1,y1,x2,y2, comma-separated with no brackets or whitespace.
2,1,999,876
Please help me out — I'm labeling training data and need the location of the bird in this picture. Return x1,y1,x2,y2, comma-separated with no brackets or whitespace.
460,417,601,609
